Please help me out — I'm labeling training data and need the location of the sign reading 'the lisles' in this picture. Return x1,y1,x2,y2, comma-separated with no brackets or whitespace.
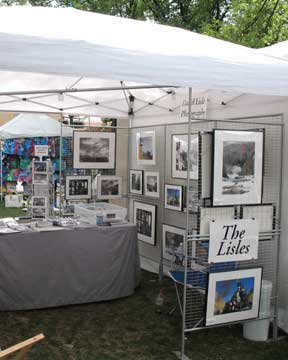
208,219,259,263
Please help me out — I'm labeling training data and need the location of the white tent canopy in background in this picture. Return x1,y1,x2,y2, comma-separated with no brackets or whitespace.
0,113,73,138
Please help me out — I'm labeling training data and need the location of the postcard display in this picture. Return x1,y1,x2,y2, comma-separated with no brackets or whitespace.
31,159,54,219
128,116,282,346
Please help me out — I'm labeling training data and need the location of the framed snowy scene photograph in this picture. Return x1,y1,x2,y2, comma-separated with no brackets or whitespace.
212,130,264,206
172,134,198,179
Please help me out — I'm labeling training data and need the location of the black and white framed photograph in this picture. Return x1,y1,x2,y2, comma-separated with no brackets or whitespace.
129,170,143,195
32,207,47,219
33,173,48,185
32,161,47,173
136,131,156,165
65,175,92,200
97,176,122,200
162,224,185,261
32,196,47,207
205,268,262,326
213,130,264,206
144,171,160,198
133,201,157,245
73,131,115,169
172,134,198,179
164,184,183,212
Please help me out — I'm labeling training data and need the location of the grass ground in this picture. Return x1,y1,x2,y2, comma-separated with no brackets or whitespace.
0,270,287,360
0,201,27,218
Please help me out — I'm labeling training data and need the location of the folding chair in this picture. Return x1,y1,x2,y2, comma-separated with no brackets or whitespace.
0,334,44,360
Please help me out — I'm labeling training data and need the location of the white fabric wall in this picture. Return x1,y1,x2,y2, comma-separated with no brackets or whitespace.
133,95,288,333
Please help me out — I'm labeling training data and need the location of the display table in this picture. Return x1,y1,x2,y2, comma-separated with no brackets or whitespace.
0,223,139,310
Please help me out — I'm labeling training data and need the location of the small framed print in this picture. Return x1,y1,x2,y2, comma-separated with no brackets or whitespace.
33,173,48,185
205,268,263,326
32,207,47,219
144,171,160,198
65,175,92,200
73,131,115,169
162,224,185,261
164,184,183,212
130,170,143,195
136,131,156,165
172,134,198,179
212,129,264,206
32,161,47,173
133,201,157,246
97,176,122,200
32,196,47,208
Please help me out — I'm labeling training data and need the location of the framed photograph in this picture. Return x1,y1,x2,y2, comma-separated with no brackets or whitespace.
65,175,92,200
97,176,122,200
164,184,183,212
133,201,157,245
144,171,160,198
32,196,47,208
213,130,264,206
32,161,47,173
32,207,47,219
162,224,185,261
136,131,156,165
33,173,48,185
73,131,115,169
172,134,198,179
129,170,143,195
205,268,263,326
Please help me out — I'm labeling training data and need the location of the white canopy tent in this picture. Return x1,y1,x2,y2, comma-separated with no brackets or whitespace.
0,113,73,138
0,6,287,335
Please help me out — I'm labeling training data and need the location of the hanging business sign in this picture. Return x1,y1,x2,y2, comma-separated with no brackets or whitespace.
208,219,259,263
179,94,207,120
34,145,49,157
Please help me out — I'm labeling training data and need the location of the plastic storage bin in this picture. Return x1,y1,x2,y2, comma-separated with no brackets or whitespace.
243,279,272,341
74,203,127,224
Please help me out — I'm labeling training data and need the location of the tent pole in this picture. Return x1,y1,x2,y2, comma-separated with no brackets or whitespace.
0,139,2,203
59,121,63,220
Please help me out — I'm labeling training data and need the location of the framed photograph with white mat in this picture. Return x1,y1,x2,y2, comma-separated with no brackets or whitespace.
65,175,92,200
144,171,160,198
136,131,156,165
212,129,264,206
162,224,185,261
205,267,263,326
129,170,143,195
97,176,122,200
73,131,115,169
164,184,183,212
133,201,157,246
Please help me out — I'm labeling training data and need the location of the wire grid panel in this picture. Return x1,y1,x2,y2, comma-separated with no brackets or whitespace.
183,116,282,333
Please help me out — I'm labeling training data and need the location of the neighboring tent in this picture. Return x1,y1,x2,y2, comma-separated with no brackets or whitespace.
0,113,73,138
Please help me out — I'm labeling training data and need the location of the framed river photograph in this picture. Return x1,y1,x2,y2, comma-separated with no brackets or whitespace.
162,224,185,261
205,268,262,326
164,184,183,212
73,131,115,169
144,171,159,198
97,176,122,200
129,170,143,195
212,130,264,206
65,175,92,200
172,134,198,180
136,131,156,165
133,201,157,246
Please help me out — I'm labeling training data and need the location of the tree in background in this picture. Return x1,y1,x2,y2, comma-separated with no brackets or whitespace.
0,0,287,48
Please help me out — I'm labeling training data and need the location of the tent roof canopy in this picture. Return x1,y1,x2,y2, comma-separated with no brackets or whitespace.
0,6,287,116
0,113,73,138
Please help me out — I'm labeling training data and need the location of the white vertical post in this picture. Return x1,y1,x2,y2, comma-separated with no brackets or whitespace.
59,121,63,220
0,139,3,202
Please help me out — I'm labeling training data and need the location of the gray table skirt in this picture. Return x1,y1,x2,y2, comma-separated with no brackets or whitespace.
0,224,140,310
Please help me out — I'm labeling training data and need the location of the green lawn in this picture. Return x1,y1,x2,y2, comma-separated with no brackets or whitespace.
0,200,27,218
0,270,287,360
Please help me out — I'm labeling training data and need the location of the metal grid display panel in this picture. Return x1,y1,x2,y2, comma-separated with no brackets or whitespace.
59,124,129,210
183,116,283,336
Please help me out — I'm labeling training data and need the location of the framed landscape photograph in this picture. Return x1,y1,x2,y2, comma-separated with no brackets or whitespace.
97,176,122,200
33,173,48,185
162,224,185,261
32,196,47,208
136,131,156,165
133,201,157,245
172,134,198,179
144,171,160,198
129,170,143,195
32,207,47,219
212,130,264,206
73,131,115,169
65,175,92,200
205,268,262,326
164,184,183,212
32,161,47,173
